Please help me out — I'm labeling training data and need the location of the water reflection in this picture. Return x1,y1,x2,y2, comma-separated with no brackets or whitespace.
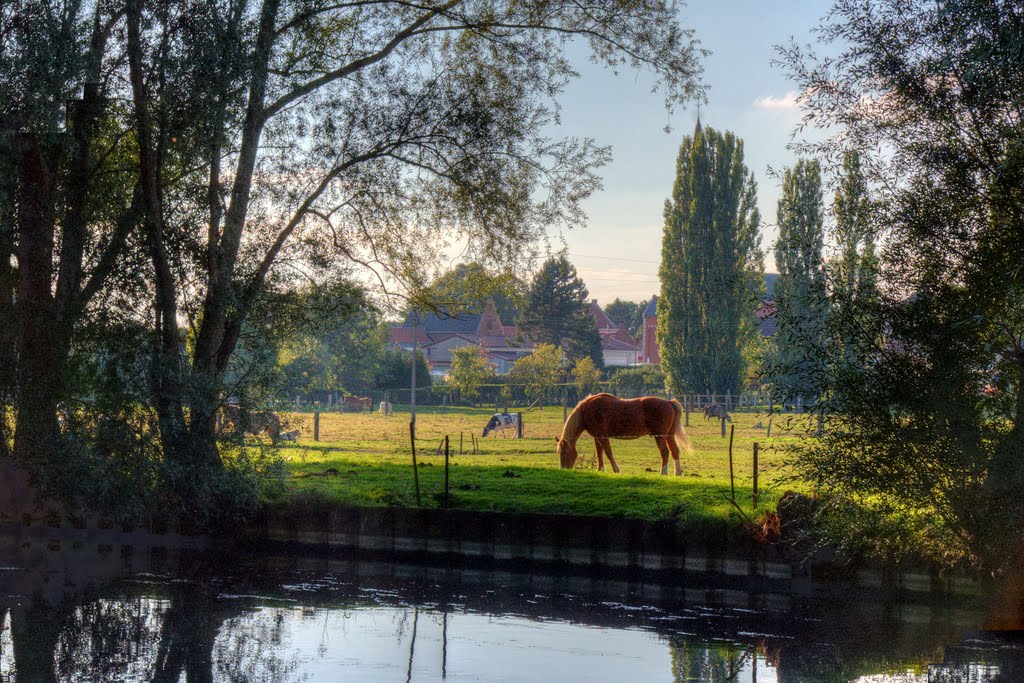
0,542,1018,682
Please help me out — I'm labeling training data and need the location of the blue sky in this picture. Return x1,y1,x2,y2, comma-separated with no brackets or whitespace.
551,0,834,305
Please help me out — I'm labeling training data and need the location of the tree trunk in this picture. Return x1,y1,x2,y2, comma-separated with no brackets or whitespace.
12,133,64,466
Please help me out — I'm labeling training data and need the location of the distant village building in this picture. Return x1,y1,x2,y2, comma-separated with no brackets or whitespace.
589,299,640,367
390,299,643,376
390,301,530,378
638,296,659,365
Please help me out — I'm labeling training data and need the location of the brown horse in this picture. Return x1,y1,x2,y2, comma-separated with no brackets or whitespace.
556,393,690,476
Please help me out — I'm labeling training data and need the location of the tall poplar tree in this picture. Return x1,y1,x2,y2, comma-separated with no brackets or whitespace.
658,122,762,395
830,151,878,366
769,158,826,403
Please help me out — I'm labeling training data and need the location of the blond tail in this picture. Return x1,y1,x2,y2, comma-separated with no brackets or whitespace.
671,399,692,454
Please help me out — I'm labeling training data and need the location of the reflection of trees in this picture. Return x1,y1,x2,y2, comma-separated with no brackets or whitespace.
669,640,751,683
4,582,303,683
54,594,167,681
151,584,236,683
211,605,303,682
9,598,75,682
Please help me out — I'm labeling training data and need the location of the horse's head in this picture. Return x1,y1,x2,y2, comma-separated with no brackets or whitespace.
555,437,578,469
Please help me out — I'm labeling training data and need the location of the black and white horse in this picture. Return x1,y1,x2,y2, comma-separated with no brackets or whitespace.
483,412,519,438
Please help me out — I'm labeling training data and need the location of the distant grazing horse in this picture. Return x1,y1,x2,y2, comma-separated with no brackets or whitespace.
220,404,282,441
339,395,373,412
483,413,519,438
703,403,732,422
379,401,393,416
278,428,301,442
556,393,690,475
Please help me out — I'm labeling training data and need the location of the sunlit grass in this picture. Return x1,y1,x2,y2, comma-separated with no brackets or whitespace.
269,405,806,524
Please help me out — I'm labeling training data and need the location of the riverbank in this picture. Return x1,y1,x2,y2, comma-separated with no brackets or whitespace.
250,500,985,604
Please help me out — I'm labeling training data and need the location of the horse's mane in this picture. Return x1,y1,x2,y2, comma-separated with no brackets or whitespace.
558,395,591,442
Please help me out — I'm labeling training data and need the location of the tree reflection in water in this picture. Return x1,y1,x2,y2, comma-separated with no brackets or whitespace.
0,546,1020,682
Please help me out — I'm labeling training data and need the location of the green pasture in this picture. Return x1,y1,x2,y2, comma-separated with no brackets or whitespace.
272,405,809,531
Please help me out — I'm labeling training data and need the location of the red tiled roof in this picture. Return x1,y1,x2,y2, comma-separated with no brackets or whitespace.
390,327,432,344
590,300,617,330
601,336,640,351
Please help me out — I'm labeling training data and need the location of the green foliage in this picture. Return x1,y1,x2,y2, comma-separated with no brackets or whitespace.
607,366,667,398
519,257,603,366
777,0,1024,569
767,158,827,403
658,124,763,395
509,343,565,400
426,263,523,323
376,347,432,392
276,287,387,399
604,298,647,338
571,356,602,395
449,346,493,401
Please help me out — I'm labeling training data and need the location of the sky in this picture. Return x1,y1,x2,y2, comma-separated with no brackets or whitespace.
548,0,834,306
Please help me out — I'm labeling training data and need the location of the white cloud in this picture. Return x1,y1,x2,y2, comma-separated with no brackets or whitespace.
753,90,802,110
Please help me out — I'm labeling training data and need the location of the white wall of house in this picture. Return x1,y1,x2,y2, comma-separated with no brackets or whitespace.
603,349,638,367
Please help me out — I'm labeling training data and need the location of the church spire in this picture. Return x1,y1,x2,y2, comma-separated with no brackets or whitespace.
695,103,702,134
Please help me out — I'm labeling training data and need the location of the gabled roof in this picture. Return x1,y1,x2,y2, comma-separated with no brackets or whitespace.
590,299,617,330
601,336,640,351
391,327,432,344
402,310,482,333
420,333,478,349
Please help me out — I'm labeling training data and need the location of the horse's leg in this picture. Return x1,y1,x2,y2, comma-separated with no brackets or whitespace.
600,438,620,474
594,438,605,471
655,436,670,476
666,434,682,476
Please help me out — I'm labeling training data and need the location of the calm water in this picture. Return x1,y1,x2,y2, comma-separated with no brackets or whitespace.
0,542,1018,682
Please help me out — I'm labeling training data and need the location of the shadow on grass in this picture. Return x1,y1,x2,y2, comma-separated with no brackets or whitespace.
279,457,778,542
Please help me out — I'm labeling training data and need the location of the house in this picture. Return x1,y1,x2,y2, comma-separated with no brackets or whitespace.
755,273,779,337
390,301,532,377
391,297,646,375
589,299,640,367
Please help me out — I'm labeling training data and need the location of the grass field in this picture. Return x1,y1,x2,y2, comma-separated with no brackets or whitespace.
272,404,809,530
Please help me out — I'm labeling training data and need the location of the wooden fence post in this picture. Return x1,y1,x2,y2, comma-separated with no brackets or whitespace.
444,435,450,511
517,412,523,439
752,442,759,508
721,412,726,438
410,420,421,506
314,410,320,441
684,395,689,427
728,424,736,501
460,432,464,455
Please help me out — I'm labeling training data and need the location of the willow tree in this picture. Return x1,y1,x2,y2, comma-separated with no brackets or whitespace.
777,0,1024,569
0,0,706,514
121,0,706,495
658,122,762,396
